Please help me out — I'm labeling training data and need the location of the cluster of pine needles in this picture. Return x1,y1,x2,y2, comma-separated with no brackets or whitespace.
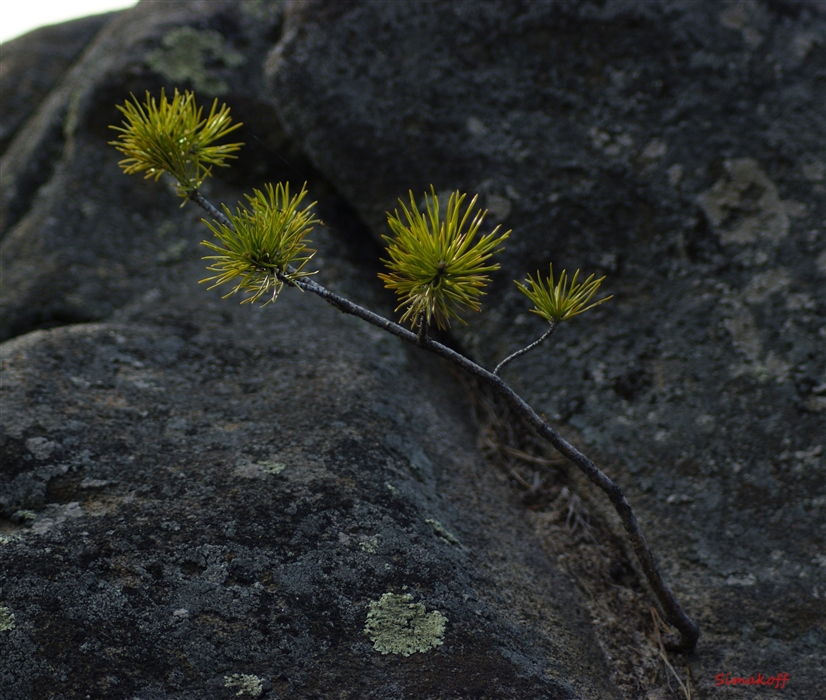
110,90,611,334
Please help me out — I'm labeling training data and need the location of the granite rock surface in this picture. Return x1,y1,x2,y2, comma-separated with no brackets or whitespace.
2,1,824,698
266,1,826,698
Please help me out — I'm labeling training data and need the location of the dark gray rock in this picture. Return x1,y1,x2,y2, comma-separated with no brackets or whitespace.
0,294,616,699
1,1,624,698
0,13,116,157
3,0,824,697
265,0,825,698
0,0,290,337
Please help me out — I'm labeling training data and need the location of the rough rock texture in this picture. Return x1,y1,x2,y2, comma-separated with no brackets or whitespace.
0,0,289,334
0,298,615,699
266,1,826,698
0,13,116,156
1,2,615,698
1,0,824,698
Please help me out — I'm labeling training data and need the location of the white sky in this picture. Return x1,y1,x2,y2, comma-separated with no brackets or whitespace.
0,0,138,45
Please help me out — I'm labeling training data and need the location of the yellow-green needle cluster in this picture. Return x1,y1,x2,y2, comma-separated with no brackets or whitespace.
378,188,510,330
200,183,319,304
516,264,612,324
108,89,610,329
109,88,242,195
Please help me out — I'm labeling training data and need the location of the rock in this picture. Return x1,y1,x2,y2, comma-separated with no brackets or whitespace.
0,296,615,699
0,0,290,339
2,0,824,697
1,1,621,698
266,0,825,697
0,13,114,157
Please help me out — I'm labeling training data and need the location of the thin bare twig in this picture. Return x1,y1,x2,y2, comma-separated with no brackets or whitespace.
501,444,566,466
187,189,231,228
494,321,556,375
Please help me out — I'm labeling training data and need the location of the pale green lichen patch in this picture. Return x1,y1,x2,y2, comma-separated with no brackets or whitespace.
359,535,379,553
156,238,189,265
365,593,447,656
0,531,22,545
224,673,264,697
12,510,37,524
697,158,805,246
0,607,15,632
147,27,246,96
425,518,460,545
259,460,286,476
234,459,286,478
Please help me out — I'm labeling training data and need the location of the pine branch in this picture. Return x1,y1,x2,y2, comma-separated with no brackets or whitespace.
494,322,557,375
188,189,699,652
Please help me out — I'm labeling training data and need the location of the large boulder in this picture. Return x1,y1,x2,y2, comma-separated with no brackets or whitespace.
0,0,291,338
0,294,615,699
266,0,825,697
1,0,823,698
2,2,615,698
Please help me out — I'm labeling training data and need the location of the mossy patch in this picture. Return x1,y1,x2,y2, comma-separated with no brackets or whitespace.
425,518,460,545
0,607,15,632
146,27,245,96
365,593,447,656
359,535,379,553
224,673,264,697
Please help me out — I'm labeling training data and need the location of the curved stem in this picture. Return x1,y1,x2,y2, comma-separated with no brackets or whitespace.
190,189,700,652
494,321,557,375
294,274,698,651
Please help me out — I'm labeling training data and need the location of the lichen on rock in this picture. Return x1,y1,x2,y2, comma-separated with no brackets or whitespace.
224,672,264,697
0,607,15,632
365,593,447,656
697,157,804,246
425,518,460,545
146,26,245,96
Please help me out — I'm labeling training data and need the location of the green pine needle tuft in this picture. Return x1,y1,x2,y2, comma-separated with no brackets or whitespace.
515,264,612,323
200,182,319,305
379,187,510,330
109,88,242,195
